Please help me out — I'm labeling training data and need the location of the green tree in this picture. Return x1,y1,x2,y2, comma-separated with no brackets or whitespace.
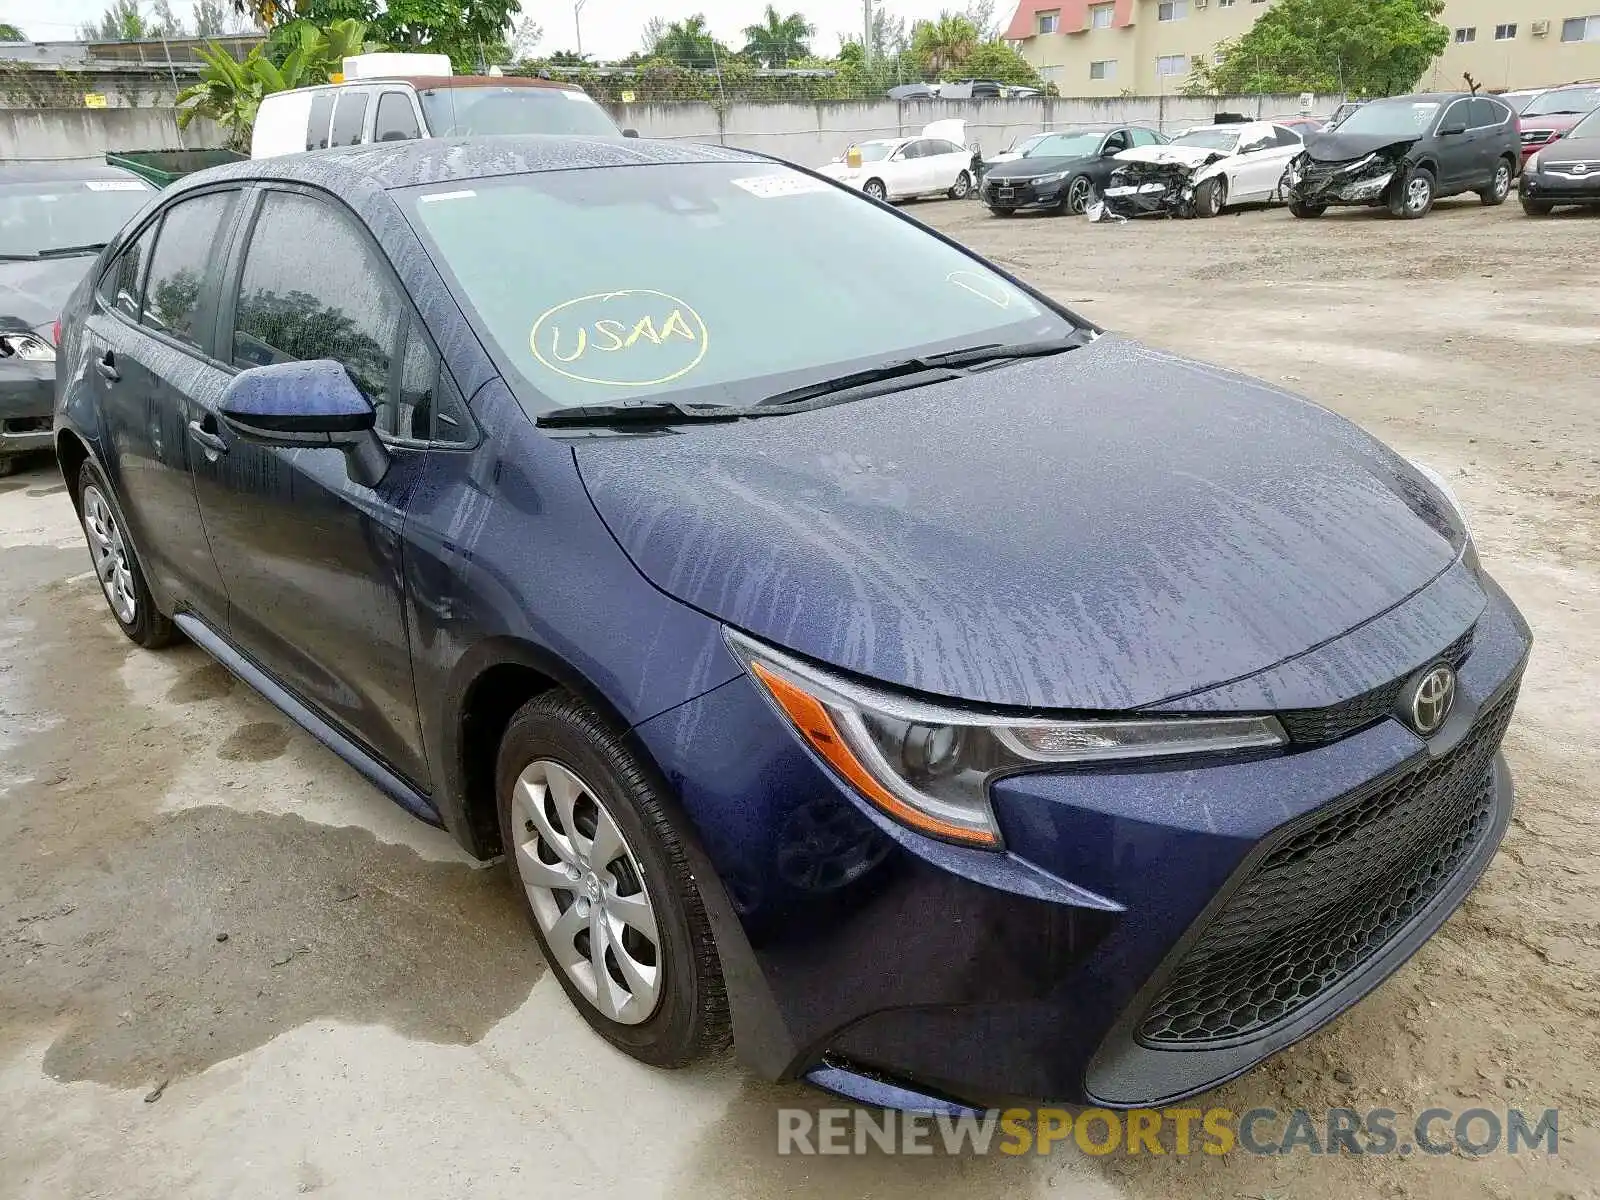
909,12,979,78
1186,0,1449,97
0,23,26,40
740,6,814,68
654,15,731,68
961,40,1044,87
79,0,147,40
273,0,522,73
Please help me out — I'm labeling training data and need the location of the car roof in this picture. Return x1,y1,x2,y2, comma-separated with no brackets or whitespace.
166,134,762,200
284,75,582,94
0,159,151,185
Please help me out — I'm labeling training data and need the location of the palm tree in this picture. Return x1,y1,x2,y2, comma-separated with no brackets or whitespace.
654,15,721,67
910,12,979,79
740,6,814,68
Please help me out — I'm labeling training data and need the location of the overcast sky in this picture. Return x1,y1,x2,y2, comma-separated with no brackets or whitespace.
2,0,973,61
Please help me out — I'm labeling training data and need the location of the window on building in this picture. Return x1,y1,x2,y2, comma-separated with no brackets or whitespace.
1494,23,1517,39
1158,1,1187,20
1218,0,1235,6
1562,16,1600,41
1090,59,1117,79
1090,3,1114,28
1156,53,1189,76
1454,26,1476,43
1039,64,1064,83
1037,10,1059,33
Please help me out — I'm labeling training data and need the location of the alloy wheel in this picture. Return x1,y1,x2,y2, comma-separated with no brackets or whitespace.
1066,177,1093,214
1492,164,1510,200
864,179,886,201
1407,177,1432,214
512,759,662,1025
82,485,137,625
951,171,971,199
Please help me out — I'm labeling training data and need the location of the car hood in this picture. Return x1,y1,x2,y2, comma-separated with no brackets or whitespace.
1303,132,1419,163
1114,144,1225,169
1537,135,1600,161
984,153,1095,180
574,336,1463,711
0,255,93,335
1521,112,1585,134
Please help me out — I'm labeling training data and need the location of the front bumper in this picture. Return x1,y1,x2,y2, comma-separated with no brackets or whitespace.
0,364,55,457
635,578,1530,1108
1520,172,1600,204
980,178,1064,210
1287,161,1397,208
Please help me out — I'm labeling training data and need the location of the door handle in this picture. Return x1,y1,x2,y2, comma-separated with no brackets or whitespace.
188,418,228,456
96,350,120,381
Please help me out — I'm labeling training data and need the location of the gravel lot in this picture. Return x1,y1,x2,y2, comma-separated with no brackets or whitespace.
2,193,1596,1200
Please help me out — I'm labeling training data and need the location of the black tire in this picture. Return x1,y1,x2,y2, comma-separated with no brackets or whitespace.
1480,158,1514,206
75,459,175,648
1193,176,1227,218
863,178,887,202
948,170,972,200
1062,174,1095,215
1288,198,1327,219
1520,196,1555,217
495,690,729,1067
1387,166,1435,219
0,455,17,478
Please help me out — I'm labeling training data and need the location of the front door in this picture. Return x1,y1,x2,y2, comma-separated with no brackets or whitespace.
1436,99,1476,191
188,186,431,789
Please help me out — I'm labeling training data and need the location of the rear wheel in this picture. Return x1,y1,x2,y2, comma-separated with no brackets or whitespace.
496,691,729,1067
1063,175,1095,215
948,170,972,200
1480,158,1513,206
1388,166,1434,219
1288,199,1327,218
1520,196,1555,216
863,178,887,202
1194,175,1227,218
76,460,174,648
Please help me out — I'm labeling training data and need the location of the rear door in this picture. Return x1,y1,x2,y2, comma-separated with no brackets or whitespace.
188,185,433,788
329,87,373,148
80,188,243,619
928,138,969,191
1469,97,1511,185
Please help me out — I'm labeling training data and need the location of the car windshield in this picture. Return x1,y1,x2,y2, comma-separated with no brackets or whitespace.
1007,133,1049,155
1571,108,1600,138
1522,86,1600,117
0,177,151,258
1330,100,1441,137
1500,93,1535,113
850,142,895,162
417,86,621,136
1023,132,1104,158
403,163,1070,413
1171,128,1241,152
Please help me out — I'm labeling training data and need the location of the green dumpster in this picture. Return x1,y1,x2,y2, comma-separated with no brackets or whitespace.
104,149,248,188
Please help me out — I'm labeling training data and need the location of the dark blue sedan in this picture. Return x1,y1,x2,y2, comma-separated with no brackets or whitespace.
53,136,1529,1110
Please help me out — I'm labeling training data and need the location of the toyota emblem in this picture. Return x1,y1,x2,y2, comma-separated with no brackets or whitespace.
1408,664,1457,736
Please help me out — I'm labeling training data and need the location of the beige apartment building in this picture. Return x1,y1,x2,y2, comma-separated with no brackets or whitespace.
1004,0,1600,96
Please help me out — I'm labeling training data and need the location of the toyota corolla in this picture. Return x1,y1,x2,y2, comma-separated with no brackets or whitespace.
53,136,1529,1111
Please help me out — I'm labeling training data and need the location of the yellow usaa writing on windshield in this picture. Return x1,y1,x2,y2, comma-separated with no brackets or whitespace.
529,289,708,387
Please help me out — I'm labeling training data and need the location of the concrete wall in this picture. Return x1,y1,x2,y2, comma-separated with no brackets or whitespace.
611,94,1334,166
0,107,222,160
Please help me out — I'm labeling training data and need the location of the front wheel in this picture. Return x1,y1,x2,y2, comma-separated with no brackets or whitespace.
863,178,887,202
948,170,972,200
1062,175,1095,215
1388,166,1434,219
1194,175,1227,218
1520,196,1555,216
1480,159,1513,206
496,691,729,1067
1288,198,1327,218
76,460,175,648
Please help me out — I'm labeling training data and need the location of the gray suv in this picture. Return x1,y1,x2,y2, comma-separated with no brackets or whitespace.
1284,92,1520,219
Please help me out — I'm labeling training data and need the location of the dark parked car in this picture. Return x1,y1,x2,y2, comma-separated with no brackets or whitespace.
1520,105,1600,214
1285,92,1519,219
55,137,1530,1111
1,161,153,474
980,125,1168,215
1515,82,1600,163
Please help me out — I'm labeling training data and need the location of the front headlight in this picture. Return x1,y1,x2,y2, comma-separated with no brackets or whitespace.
1524,152,1542,173
728,630,1287,849
1032,170,1069,186
0,331,55,363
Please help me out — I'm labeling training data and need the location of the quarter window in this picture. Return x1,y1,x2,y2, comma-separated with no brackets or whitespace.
306,92,336,151
141,191,235,349
330,90,370,147
231,191,404,434
375,92,421,142
99,226,155,320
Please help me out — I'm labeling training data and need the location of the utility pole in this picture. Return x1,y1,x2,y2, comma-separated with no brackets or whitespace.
863,0,873,67
575,0,587,58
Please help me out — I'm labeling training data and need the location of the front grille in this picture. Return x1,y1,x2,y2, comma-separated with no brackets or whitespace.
1279,626,1473,745
1298,160,1350,188
1138,679,1518,1047
1522,130,1556,145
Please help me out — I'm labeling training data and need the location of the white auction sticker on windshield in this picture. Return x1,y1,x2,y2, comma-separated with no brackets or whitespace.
85,180,147,191
730,173,831,199
562,90,595,101
420,189,477,203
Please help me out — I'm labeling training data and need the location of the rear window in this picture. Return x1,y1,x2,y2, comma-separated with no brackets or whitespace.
403,162,1069,413
306,92,336,151
417,86,620,137
331,91,369,146
0,177,152,258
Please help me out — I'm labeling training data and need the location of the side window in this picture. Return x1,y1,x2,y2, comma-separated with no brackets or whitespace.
1239,129,1271,153
898,140,924,159
1130,127,1163,146
1440,99,1470,130
232,191,404,434
1102,129,1131,153
374,92,421,142
330,90,370,147
1469,98,1505,128
140,191,236,349
98,225,154,320
1272,125,1303,147
306,91,336,151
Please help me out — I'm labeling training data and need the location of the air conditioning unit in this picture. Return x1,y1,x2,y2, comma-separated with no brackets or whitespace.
1531,20,1550,36
1195,0,1208,8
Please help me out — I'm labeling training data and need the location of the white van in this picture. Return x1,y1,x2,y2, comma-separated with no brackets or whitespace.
251,72,631,158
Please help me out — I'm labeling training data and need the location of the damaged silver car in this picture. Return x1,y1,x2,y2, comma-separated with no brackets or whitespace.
1284,93,1519,220
1099,122,1304,219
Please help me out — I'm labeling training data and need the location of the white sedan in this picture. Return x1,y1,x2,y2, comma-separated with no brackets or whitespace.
817,120,975,202
1104,121,1306,217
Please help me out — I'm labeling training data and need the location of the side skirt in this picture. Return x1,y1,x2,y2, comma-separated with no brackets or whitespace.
173,612,443,828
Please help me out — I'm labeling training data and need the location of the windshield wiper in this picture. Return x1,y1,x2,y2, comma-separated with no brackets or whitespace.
536,399,757,428
37,242,107,259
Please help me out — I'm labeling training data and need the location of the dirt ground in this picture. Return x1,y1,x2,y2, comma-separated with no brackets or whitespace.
2,194,1597,1199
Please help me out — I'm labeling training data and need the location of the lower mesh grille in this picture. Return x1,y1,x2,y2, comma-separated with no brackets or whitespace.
1137,680,1518,1047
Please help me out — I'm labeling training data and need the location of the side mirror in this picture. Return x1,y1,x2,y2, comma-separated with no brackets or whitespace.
218,359,389,488
622,127,639,138
1440,122,1467,136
